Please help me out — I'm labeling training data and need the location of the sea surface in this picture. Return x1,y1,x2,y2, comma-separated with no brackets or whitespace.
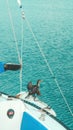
0,0,73,129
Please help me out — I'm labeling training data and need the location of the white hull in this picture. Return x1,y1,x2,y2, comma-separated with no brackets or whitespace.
0,92,70,130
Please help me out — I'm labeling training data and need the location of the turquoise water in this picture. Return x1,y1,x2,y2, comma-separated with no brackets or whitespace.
0,0,73,129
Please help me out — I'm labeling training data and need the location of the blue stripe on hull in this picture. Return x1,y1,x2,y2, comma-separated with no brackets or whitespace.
21,112,48,130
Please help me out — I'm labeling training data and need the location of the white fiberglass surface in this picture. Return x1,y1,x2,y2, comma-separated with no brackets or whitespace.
0,99,24,130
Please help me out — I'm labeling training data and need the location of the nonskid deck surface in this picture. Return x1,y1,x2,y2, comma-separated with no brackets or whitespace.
16,91,56,117
0,92,70,130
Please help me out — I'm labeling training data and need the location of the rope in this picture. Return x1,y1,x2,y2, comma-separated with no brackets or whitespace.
6,0,25,92
20,9,25,92
54,78,73,116
24,15,73,116
6,0,23,92
6,0,21,64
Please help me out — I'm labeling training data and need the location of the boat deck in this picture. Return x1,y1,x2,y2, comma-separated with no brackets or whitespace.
0,92,70,130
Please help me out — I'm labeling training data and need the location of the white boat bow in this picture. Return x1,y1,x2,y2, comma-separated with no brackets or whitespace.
0,92,70,130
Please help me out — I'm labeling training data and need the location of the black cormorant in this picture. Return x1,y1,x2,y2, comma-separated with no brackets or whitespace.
25,79,42,100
